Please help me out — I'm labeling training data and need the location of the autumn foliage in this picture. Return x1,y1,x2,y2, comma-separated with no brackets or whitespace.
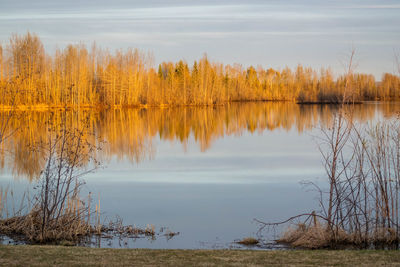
0,33,399,108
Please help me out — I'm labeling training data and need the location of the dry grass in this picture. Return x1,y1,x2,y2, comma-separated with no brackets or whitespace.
236,237,259,246
0,191,159,245
0,211,162,245
1,245,400,266
0,206,94,244
278,223,338,249
277,223,400,249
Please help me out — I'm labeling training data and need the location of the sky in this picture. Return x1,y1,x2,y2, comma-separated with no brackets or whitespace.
1,0,399,78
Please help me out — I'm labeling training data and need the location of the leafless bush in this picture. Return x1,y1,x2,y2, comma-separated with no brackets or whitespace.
0,114,178,245
257,111,400,249
0,115,101,243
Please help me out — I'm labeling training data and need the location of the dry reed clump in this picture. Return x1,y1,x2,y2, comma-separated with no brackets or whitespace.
0,209,91,243
0,195,165,244
0,188,167,245
277,223,400,249
236,237,259,246
0,193,96,244
277,223,350,249
372,228,399,246
0,213,163,244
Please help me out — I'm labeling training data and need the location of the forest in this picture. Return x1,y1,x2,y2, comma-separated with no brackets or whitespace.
0,33,399,108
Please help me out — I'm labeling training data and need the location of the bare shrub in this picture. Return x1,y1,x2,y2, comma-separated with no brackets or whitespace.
257,113,400,249
0,115,100,243
0,114,178,245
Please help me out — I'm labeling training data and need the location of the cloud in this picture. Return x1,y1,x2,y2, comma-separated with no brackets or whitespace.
343,4,400,9
0,5,338,21
0,0,398,77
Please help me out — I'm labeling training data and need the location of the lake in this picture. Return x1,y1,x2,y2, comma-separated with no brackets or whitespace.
0,102,399,249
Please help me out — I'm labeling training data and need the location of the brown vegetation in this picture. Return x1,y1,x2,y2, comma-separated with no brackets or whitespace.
0,116,101,243
0,114,167,245
237,237,259,246
257,111,400,249
256,50,400,249
0,33,399,108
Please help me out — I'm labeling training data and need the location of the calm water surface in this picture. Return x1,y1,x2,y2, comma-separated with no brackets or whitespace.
0,102,399,249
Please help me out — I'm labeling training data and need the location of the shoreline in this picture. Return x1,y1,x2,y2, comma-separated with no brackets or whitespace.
0,100,384,112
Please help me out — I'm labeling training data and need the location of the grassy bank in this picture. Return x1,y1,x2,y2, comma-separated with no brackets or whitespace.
1,245,400,266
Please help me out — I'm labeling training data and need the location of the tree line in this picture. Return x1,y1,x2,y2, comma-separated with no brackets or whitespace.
0,33,399,108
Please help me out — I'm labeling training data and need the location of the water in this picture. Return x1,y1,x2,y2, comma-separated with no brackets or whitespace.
0,102,399,249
